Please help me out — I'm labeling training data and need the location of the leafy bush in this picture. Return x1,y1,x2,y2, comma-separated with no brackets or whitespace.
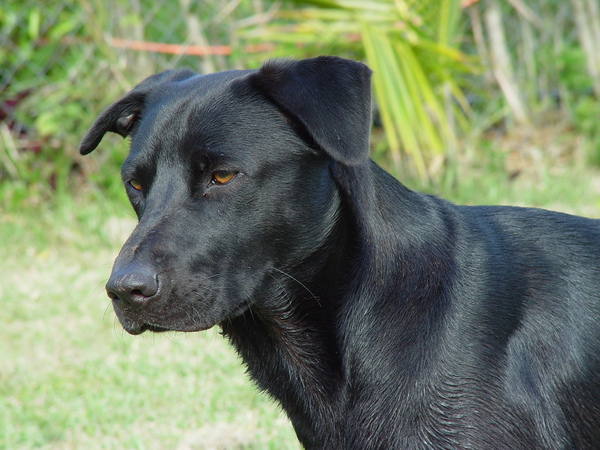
0,0,127,209
2,0,600,210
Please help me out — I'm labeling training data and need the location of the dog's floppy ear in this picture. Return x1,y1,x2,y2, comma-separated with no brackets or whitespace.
79,69,196,155
249,56,372,166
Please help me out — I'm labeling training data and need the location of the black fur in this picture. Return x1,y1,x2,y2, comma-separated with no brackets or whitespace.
81,56,600,449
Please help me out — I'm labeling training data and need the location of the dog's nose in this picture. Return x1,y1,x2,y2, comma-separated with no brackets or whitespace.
106,265,159,310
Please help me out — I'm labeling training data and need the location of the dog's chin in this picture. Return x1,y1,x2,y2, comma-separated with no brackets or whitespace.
119,321,168,335
121,321,213,335
133,323,171,335
116,300,252,335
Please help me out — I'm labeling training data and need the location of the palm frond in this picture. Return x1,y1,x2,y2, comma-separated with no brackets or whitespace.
247,0,474,179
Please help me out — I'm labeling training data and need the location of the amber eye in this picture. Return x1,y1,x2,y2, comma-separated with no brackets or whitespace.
129,179,142,191
211,170,236,185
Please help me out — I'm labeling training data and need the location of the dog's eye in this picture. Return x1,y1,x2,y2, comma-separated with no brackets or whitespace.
128,179,143,191
211,170,236,185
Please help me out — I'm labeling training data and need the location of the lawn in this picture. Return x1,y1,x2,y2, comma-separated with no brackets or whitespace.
2,157,599,449
1,202,300,449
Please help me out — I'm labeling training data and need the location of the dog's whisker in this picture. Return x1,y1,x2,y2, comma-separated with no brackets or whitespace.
270,267,321,307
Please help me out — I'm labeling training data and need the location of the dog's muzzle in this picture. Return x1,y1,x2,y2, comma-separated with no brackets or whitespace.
106,263,159,311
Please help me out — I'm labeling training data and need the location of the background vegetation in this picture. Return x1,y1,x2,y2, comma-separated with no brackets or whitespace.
2,0,600,447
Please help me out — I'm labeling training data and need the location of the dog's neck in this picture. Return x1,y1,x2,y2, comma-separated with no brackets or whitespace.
220,201,352,447
220,161,454,447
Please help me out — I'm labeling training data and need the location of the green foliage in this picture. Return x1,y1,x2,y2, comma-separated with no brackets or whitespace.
248,0,474,180
0,4,80,90
1,0,127,209
0,0,281,210
554,44,600,163
557,46,594,95
2,0,600,205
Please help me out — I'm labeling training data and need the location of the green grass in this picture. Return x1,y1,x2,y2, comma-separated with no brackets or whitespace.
382,138,600,218
430,164,600,218
2,156,599,449
1,200,300,449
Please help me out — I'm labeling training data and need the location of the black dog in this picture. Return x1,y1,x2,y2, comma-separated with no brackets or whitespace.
80,57,600,449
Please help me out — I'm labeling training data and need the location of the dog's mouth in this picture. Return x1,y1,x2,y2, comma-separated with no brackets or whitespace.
113,306,184,335
120,317,215,335
120,320,170,335
112,288,254,335
137,323,170,335
116,308,223,335
143,323,170,333
121,306,249,335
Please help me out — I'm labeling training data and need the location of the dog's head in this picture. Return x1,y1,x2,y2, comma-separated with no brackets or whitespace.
81,57,372,334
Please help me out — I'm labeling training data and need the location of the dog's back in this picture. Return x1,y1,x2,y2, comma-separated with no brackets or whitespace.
329,163,600,447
